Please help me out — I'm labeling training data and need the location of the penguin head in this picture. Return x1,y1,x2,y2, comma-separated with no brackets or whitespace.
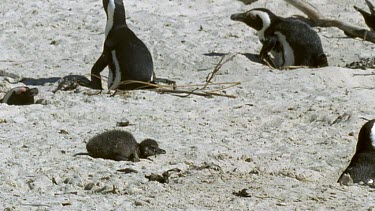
356,119,375,153
138,139,166,158
102,0,126,37
2,86,38,105
231,8,279,41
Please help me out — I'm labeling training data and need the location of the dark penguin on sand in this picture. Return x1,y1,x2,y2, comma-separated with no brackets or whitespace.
338,119,375,185
90,0,175,90
230,8,328,69
75,130,166,162
354,0,375,31
1,86,38,105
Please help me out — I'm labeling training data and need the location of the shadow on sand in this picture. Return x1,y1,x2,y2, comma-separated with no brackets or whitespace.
203,52,263,65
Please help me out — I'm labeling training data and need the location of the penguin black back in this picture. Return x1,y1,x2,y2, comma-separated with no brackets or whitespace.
338,120,375,184
270,18,328,67
1,86,38,105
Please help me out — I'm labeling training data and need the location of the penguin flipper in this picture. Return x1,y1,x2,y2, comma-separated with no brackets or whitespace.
90,36,117,90
90,53,109,90
260,36,278,59
259,35,278,68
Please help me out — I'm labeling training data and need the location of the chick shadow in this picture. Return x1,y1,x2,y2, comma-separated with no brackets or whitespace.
203,52,263,65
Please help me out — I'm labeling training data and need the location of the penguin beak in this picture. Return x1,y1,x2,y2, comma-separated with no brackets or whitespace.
25,88,39,97
230,13,247,22
155,148,166,155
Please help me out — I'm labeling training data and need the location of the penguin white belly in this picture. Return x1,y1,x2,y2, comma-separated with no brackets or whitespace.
274,32,295,67
108,50,122,90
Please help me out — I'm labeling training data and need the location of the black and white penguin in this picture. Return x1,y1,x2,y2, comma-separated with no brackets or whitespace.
90,0,175,90
74,130,166,162
338,119,375,185
230,8,328,68
1,86,38,105
354,0,375,31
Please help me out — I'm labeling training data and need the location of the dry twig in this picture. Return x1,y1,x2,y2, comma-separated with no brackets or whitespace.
109,54,241,98
282,0,375,43
203,53,238,89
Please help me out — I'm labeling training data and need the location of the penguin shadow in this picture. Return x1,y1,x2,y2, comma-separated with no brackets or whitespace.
203,52,263,65
20,77,61,86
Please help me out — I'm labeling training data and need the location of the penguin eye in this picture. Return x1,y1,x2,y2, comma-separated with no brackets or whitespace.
247,12,256,19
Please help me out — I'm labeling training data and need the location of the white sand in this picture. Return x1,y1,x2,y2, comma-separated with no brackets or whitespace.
1,0,375,209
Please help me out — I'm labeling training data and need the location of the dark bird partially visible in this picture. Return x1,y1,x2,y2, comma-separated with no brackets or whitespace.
338,119,375,185
1,86,38,105
354,0,375,31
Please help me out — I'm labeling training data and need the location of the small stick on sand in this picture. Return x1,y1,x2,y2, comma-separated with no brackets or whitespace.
203,53,238,89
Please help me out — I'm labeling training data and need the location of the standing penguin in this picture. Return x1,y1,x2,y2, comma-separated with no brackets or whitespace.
338,119,375,185
230,8,328,69
1,86,38,105
90,0,174,90
354,0,375,31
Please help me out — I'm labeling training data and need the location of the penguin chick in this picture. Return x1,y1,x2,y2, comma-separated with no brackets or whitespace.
139,139,166,158
75,130,166,162
354,0,375,31
1,86,38,105
338,119,375,185
230,8,328,69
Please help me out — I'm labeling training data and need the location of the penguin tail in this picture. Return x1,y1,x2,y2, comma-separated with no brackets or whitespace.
316,54,328,67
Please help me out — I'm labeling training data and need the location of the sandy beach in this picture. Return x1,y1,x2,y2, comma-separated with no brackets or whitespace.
1,0,375,209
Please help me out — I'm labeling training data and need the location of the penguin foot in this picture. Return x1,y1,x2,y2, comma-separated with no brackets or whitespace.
316,54,329,67
154,78,177,89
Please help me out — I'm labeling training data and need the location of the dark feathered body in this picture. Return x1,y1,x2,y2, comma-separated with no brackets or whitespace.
338,152,375,183
265,19,327,67
104,26,154,90
77,130,166,162
338,120,375,184
230,8,328,68
86,130,140,161
1,86,38,105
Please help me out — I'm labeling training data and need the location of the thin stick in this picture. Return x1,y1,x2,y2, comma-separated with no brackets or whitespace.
203,54,238,89
353,73,375,76
262,58,275,69
206,82,241,92
155,89,236,98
